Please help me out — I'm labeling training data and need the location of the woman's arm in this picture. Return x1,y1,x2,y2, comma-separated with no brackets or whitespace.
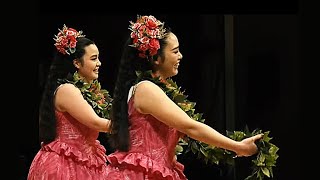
54,83,110,133
134,81,262,156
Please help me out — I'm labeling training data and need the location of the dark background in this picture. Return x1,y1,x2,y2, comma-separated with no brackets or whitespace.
20,12,300,180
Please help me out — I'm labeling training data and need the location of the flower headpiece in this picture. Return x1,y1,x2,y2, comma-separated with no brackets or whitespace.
53,24,85,55
129,15,167,59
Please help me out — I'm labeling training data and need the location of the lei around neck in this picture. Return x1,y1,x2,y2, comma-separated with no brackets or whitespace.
135,70,279,180
57,72,112,120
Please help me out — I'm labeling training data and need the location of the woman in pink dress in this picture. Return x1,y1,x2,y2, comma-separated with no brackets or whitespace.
28,25,112,180
106,15,263,180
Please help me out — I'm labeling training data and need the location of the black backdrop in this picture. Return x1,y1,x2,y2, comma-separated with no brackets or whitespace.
19,14,300,179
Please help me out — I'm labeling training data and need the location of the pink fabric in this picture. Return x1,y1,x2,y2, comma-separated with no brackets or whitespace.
28,111,107,180
106,98,187,180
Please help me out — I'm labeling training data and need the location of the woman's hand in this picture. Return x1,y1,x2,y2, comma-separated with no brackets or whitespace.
236,134,263,157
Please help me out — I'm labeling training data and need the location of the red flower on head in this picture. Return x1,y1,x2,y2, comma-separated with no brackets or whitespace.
128,15,166,60
53,24,85,55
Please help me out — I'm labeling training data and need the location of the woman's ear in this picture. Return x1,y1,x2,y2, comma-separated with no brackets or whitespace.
153,56,161,65
73,59,81,69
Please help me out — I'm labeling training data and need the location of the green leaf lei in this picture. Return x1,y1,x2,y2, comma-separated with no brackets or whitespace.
57,72,113,120
135,70,279,180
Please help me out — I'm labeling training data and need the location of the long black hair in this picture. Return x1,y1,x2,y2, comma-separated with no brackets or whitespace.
109,26,172,151
39,37,95,144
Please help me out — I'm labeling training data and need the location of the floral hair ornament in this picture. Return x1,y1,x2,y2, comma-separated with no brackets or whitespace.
129,15,167,60
53,24,85,55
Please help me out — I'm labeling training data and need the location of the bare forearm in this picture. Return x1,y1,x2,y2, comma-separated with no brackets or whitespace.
186,122,240,153
89,117,111,133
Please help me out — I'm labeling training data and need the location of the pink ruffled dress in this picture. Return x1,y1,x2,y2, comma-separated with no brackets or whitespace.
105,96,187,180
28,111,108,180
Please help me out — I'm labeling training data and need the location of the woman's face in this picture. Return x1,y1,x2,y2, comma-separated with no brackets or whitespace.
74,44,101,83
154,32,183,80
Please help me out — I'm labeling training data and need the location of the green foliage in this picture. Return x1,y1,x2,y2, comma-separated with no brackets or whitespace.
136,70,279,180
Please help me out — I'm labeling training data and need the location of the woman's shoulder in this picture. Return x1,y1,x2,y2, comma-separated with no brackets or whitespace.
134,80,167,101
55,83,80,96
132,80,165,113
54,83,82,112
135,80,161,93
